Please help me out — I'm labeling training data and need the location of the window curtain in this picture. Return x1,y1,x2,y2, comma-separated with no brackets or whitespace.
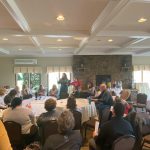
47,66,72,73
14,66,42,73
133,65,150,100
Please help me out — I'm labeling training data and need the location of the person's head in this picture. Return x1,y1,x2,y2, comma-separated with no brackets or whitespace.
44,98,56,112
57,110,75,134
15,86,20,92
62,73,67,79
39,84,44,90
11,97,22,109
52,84,57,90
67,96,76,110
0,88,6,96
9,89,17,98
120,89,131,101
100,83,107,92
22,84,27,90
112,102,125,117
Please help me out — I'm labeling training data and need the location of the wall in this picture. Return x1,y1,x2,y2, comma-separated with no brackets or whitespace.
0,57,73,88
73,55,132,89
132,56,150,65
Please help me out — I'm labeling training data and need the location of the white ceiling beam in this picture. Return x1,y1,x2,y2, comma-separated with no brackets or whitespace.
76,0,131,54
86,45,121,49
0,48,10,55
97,30,150,38
0,0,46,54
0,0,30,32
135,49,150,54
131,0,150,3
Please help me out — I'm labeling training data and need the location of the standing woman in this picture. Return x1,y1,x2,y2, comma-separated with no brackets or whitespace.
58,73,70,99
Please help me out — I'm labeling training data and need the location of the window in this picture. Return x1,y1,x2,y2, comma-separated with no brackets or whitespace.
48,72,71,91
133,71,142,83
16,73,41,93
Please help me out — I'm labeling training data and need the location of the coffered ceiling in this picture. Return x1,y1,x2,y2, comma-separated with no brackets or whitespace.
0,0,150,57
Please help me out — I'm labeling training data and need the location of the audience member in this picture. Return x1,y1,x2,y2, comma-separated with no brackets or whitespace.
0,120,12,150
87,81,95,96
43,110,82,150
120,89,132,114
67,96,82,130
2,97,38,144
4,89,17,106
0,87,6,107
94,84,113,116
89,102,134,150
15,85,21,97
38,85,45,96
37,98,61,126
49,84,58,97
21,84,32,99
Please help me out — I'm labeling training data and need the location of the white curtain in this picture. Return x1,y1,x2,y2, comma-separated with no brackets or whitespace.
47,66,72,73
14,66,42,73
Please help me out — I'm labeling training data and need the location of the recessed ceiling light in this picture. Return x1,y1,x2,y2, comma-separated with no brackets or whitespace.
57,38,63,42
57,15,65,21
74,37,84,40
3,38,8,41
58,48,62,51
18,48,22,51
108,39,113,42
138,17,147,23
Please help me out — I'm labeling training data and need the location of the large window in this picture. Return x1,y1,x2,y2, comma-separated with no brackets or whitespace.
48,72,71,91
16,73,41,93
133,71,142,83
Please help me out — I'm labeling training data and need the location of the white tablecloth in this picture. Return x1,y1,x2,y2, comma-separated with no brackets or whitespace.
22,97,97,123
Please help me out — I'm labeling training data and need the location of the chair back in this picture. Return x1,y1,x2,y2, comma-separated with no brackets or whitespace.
100,107,111,125
71,110,82,130
112,135,136,150
137,93,147,105
3,121,22,147
40,120,58,145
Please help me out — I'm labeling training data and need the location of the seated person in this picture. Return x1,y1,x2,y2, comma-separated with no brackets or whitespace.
38,84,45,96
4,89,17,106
43,110,82,150
120,89,132,114
21,84,32,99
93,84,113,116
49,84,58,97
14,85,21,97
0,88,7,107
0,120,12,150
89,102,134,150
87,81,95,96
67,96,82,130
37,98,61,126
2,97,38,144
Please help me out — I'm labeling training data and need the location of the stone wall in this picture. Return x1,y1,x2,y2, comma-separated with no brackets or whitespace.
73,55,132,89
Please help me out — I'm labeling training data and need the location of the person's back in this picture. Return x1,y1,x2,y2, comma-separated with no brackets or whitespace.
43,130,82,150
94,102,134,150
95,117,134,150
3,106,35,134
43,110,82,150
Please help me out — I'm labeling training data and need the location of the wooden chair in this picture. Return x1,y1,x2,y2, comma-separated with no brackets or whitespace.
142,134,150,149
112,135,136,150
3,121,25,150
40,120,58,145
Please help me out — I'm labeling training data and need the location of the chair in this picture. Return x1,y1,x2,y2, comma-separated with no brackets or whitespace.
100,107,112,126
3,121,24,150
142,134,150,149
71,110,82,130
112,135,136,150
40,120,58,145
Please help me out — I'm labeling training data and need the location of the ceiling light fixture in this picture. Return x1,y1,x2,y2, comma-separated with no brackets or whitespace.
57,15,65,21
138,17,147,23
3,38,8,41
18,48,22,51
57,38,63,42
58,49,62,51
108,39,113,42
